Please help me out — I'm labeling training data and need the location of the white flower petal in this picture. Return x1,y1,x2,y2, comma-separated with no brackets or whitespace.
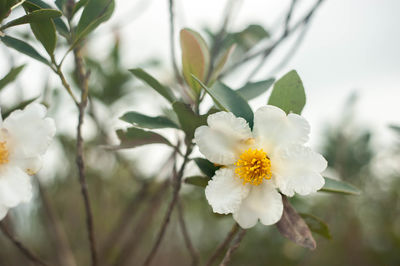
0,166,32,208
272,145,327,196
13,156,43,175
205,168,250,214
253,106,310,151
0,204,8,221
3,103,56,158
233,181,283,228
195,112,252,165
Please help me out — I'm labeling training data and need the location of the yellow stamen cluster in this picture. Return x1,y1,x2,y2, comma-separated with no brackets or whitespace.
235,148,271,186
0,141,9,165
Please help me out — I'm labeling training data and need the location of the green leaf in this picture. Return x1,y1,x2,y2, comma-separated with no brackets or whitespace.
71,0,88,19
232,24,270,52
0,0,22,23
180,28,210,94
276,196,316,250
208,44,235,86
194,77,254,128
0,35,50,65
55,0,66,10
74,0,114,46
268,70,306,115
23,4,57,56
193,158,218,178
24,0,69,37
237,78,275,101
0,65,25,91
120,111,179,129
184,175,210,188
299,213,332,239
1,97,39,119
172,101,207,141
115,127,173,149
0,9,62,30
129,68,176,103
389,124,400,135
320,177,361,195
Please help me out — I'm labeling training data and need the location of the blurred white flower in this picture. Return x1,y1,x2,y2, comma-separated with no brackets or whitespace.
0,103,55,220
195,105,327,229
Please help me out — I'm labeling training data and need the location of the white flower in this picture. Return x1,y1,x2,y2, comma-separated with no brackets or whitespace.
0,103,56,220
194,105,327,229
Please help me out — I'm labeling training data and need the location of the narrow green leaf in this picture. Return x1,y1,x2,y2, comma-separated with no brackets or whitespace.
73,0,114,46
184,175,210,188
180,28,210,94
172,101,207,141
71,0,88,19
320,177,361,195
0,65,25,91
268,70,306,115
208,44,235,86
129,68,176,103
55,0,66,10
389,124,400,135
276,196,316,250
1,97,39,119
0,0,22,23
299,213,332,239
237,78,275,101
232,24,270,52
193,76,254,128
1,9,62,30
24,0,69,37
193,158,218,178
0,35,50,65
120,111,179,129
115,127,173,149
23,4,57,56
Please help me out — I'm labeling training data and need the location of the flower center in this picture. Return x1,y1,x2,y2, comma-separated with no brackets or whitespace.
0,141,9,165
234,148,272,186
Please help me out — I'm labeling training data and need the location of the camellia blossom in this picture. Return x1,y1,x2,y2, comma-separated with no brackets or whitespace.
194,105,327,229
0,103,56,220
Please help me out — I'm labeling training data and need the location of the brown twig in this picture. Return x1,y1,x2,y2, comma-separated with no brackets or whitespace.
73,46,98,266
177,200,200,266
219,228,247,266
0,221,50,266
205,223,240,266
222,0,325,79
142,145,192,266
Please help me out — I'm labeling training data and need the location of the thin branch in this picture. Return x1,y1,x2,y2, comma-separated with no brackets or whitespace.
219,229,247,266
0,222,50,266
168,0,184,85
142,145,193,266
222,0,325,79
73,46,98,266
205,223,240,266
52,62,79,106
177,200,200,266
